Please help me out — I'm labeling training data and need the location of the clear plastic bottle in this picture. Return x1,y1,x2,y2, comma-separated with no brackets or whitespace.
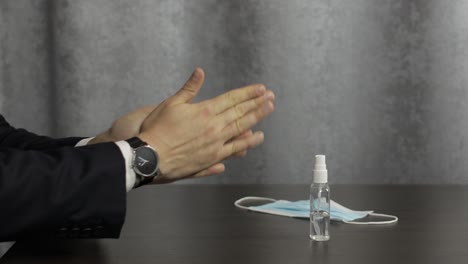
310,155,330,241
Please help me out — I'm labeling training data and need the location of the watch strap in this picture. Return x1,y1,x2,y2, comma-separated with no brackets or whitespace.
134,174,154,188
126,137,147,148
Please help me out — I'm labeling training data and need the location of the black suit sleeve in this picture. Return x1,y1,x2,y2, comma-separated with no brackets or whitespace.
0,116,126,242
0,115,85,150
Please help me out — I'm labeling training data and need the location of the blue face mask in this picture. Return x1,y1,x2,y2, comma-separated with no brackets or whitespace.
235,197,398,225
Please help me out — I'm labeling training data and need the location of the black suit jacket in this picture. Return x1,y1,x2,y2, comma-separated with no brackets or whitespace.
0,115,126,242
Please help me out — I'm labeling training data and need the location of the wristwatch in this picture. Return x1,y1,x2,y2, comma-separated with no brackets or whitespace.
126,137,161,188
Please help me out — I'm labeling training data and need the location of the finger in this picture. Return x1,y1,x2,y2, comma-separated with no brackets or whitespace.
222,101,274,140
152,163,226,184
227,130,252,157
172,67,205,104
190,163,225,178
210,84,266,114
152,163,225,184
218,90,274,128
239,129,253,137
231,150,248,158
226,129,252,143
221,131,264,159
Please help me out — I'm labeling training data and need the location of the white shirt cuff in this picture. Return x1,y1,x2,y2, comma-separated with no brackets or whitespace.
75,137,94,146
75,137,136,192
114,141,136,192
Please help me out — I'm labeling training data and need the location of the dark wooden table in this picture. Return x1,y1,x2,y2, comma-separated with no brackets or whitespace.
2,185,468,264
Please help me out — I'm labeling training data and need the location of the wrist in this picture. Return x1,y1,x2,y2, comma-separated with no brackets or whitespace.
126,136,167,187
137,133,172,182
88,130,114,145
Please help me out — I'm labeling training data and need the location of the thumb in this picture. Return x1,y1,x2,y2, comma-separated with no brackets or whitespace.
172,67,205,104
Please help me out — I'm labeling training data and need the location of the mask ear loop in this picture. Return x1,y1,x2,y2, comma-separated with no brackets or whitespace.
234,196,277,210
343,213,398,225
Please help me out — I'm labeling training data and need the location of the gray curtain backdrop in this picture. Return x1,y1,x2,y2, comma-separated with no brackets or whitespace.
1,0,468,184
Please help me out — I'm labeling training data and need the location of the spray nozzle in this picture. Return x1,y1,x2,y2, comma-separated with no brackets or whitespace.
313,155,328,183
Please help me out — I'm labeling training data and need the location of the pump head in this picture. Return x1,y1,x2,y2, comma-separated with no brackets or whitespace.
313,155,328,183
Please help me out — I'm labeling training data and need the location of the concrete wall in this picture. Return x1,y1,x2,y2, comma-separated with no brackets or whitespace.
2,0,468,184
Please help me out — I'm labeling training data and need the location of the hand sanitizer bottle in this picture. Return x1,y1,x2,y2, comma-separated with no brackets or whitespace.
310,155,330,241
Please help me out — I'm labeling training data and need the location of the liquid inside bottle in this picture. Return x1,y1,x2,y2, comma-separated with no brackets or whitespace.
310,210,330,241
310,182,330,241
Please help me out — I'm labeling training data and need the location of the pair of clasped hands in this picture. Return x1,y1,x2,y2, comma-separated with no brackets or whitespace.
89,68,275,184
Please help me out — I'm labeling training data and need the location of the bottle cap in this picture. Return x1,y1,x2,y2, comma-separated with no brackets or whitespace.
313,155,328,183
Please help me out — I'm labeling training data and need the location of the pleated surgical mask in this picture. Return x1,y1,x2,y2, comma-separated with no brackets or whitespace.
235,197,398,225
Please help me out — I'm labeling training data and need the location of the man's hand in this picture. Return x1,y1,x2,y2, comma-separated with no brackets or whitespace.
138,68,275,183
88,105,156,145
89,101,261,161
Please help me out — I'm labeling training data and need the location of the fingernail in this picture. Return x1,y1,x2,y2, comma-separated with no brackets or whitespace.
256,85,266,95
191,68,201,81
264,91,275,100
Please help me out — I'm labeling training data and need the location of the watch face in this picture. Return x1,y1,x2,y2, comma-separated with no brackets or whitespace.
133,146,159,177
